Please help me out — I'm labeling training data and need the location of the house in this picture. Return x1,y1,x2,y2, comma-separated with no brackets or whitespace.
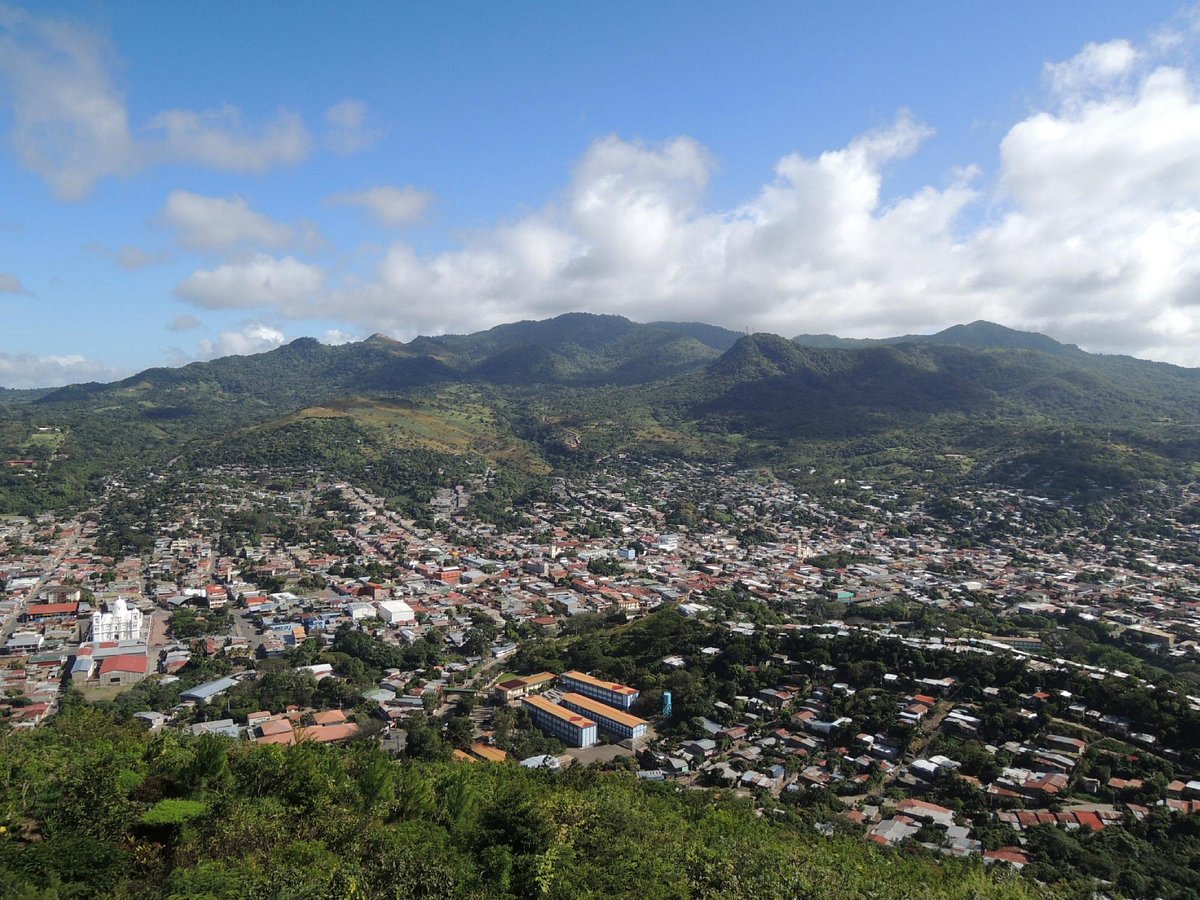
896,799,956,828
133,711,167,731
246,710,272,728
682,739,717,760
189,719,241,738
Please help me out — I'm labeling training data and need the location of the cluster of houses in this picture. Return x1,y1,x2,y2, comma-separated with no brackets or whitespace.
3,457,1200,871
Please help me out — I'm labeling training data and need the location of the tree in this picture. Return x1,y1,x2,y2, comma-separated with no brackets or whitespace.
355,750,396,816
394,766,436,820
445,715,474,750
184,734,231,793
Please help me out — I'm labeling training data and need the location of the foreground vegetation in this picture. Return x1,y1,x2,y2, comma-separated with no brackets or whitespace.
0,708,1044,899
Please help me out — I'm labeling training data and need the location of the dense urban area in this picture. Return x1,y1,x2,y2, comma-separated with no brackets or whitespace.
3,450,1200,897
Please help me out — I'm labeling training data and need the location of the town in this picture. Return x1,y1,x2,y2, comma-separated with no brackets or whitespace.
2,454,1199,882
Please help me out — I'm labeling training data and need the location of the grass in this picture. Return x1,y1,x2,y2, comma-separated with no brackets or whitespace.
79,681,138,702
261,390,551,474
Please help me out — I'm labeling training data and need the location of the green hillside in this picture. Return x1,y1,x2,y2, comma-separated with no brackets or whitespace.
4,313,1200,513
0,707,1048,899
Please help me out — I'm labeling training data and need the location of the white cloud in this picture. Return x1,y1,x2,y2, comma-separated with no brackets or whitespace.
174,254,324,310
197,321,287,359
0,272,29,294
326,185,432,227
147,105,309,172
161,191,294,252
294,36,1200,364
145,22,1200,366
166,313,201,332
0,6,309,199
322,328,358,345
86,243,171,270
324,99,383,154
0,352,127,388
1045,39,1140,98
313,116,961,337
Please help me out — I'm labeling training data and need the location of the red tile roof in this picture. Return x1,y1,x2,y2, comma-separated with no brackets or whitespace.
98,654,149,675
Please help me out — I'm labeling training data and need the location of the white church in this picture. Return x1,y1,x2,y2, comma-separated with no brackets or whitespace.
89,597,144,642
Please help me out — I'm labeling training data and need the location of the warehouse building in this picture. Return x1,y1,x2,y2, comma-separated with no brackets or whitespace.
522,694,597,748
559,692,648,742
559,670,639,710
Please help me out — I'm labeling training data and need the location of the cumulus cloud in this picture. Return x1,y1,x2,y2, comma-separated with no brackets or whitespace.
86,243,171,270
146,23,1200,365
0,6,309,198
0,272,30,294
326,185,432,227
196,321,287,359
174,254,324,310
311,116,966,337
324,99,383,154
0,352,126,388
161,191,294,252
1045,39,1140,98
166,313,201,332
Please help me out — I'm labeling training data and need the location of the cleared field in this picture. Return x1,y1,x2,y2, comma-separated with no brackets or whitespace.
262,390,550,472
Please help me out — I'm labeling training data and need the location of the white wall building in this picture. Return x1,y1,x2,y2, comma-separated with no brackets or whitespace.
375,599,416,626
90,597,144,642
347,602,377,620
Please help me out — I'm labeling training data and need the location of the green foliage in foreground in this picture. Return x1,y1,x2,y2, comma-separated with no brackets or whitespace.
0,709,1048,900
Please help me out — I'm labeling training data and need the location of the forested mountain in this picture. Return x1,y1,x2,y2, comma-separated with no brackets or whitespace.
683,332,1200,437
793,320,1082,355
3,313,1200,513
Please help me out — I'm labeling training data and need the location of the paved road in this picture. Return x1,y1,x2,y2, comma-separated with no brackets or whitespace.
231,609,266,654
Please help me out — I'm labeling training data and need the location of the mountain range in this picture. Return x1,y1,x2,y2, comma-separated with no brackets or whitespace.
3,314,1199,514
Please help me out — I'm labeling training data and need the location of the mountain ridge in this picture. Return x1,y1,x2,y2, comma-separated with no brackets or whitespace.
5,312,1200,513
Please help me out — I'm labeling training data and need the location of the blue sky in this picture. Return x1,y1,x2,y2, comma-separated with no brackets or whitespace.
2,1,1198,386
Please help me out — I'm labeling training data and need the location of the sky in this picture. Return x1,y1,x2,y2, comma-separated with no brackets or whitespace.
3,2,1200,387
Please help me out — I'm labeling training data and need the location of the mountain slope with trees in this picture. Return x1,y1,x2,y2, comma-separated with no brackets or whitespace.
3,313,1200,513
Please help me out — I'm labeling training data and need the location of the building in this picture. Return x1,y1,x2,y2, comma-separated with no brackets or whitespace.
180,675,239,703
376,599,416,626
3,632,44,655
984,634,1043,653
559,692,648,742
97,653,149,686
204,585,228,610
493,671,557,703
559,670,639,711
90,597,144,642
522,694,597,748
347,602,376,620
42,585,82,603
469,742,508,763
24,602,79,620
